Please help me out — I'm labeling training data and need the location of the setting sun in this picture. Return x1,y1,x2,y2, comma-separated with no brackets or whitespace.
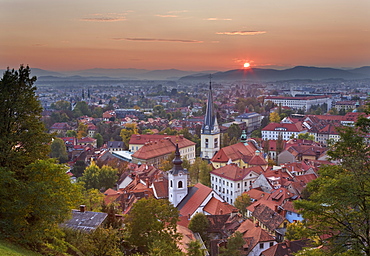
243,62,251,68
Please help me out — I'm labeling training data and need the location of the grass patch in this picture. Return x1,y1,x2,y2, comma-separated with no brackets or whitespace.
0,240,41,256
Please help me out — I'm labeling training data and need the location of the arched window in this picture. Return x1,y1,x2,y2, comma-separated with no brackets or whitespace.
205,138,209,148
178,180,183,188
170,180,173,188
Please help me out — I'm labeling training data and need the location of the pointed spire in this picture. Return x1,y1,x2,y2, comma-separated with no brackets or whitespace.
202,74,219,135
173,144,183,166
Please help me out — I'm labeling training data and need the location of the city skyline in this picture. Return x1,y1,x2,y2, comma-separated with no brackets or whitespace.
1,0,369,71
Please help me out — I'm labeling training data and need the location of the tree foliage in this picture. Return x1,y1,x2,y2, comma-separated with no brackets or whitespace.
297,132,315,141
80,162,118,191
188,213,209,243
0,65,51,172
234,193,251,217
0,159,80,246
188,158,213,186
219,231,245,256
294,118,370,255
50,138,68,163
123,197,180,254
269,112,281,123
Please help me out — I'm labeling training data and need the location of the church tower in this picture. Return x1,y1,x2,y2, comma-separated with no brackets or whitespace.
201,77,220,160
168,144,188,207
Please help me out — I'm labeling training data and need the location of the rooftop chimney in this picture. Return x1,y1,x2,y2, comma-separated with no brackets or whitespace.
80,205,86,213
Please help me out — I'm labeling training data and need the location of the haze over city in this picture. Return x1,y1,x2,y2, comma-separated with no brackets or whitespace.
1,0,369,72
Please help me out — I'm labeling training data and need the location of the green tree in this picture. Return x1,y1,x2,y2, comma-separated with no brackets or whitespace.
297,132,315,141
66,130,77,137
187,240,205,256
124,198,180,254
0,65,51,172
234,193,251,217
227,124,242,140
71,160,87,178
295,119,370,255
94,132,104,147
285,221,313,241
80,162,118,191
80,188,104,212
1,159,80,246
196,160,213,187
51,100,71,111
219,231,245,256
50,138,68,163
188,213,209,243
73,101,91,117
120,123,138,148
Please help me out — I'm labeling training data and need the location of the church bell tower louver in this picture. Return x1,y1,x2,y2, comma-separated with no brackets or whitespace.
201,76,220,160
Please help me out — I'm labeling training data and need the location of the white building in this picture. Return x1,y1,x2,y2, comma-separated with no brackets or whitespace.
262,122,307,141
210,164,264,205
264,95,332,111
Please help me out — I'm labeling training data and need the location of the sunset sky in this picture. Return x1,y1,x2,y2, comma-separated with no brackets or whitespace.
1,0,369,71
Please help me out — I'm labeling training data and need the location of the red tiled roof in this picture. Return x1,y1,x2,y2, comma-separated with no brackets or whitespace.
203,197,237,215
262,122,306,133
246,189,269,201
211,165,264,181
132,139,175,160
129,134,196,148
178,183,213,217
211,142,258,163
152,179,168,199
77,137,97,143
236,219,275,254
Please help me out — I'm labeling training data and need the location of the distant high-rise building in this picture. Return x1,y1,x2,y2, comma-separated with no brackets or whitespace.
201,78,220,160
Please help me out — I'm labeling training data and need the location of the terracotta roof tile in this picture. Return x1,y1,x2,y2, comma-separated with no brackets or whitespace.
211,165,264,181
203,197,237,215
211,142,258,163
178,183,213,217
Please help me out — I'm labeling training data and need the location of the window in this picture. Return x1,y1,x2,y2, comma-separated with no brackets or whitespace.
259,243,264,249
227,181,229,186
237,183,240,189
170,180,173,188
269,242,274,247
231,183,233,188
230,191,233,196
214,138,218,148
227,189,229,194
178,181,183,188
223,180,225,185
230,199,233,204
205,138,209,148
244,181,247,187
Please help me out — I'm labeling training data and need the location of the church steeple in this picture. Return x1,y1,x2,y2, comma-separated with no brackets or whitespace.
201,76,220,160
168,144,188,207
202,75,219,135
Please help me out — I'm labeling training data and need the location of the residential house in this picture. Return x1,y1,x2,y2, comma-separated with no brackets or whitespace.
235,112,263,135
236,219,277,256
62,205,107,232
49,122,71,135
129,134,196,163
211,141,267,169
107,141,125,152
210,164,264,205
262,122,307,141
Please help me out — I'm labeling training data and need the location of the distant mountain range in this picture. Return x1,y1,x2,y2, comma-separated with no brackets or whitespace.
2,66,370,81
179,66,370,81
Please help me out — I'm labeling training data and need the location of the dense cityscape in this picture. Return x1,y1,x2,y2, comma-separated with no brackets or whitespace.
1,64,370,255
1,0,370,255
